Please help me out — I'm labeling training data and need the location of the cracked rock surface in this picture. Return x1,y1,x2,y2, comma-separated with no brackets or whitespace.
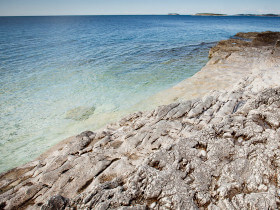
0,31,280,209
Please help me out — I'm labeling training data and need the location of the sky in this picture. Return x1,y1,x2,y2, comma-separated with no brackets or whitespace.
0,0,279,16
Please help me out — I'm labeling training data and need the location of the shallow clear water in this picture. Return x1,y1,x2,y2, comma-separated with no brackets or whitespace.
0,15,280,172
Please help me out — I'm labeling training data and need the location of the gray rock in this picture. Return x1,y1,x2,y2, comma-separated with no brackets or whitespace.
41,195,70,210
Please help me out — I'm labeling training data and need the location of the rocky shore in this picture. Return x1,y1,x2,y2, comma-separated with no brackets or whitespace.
1,31,280,210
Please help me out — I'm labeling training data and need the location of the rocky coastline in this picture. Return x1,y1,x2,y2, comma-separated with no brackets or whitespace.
1,31,280,209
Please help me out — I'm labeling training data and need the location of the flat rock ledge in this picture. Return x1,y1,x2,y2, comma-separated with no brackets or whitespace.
1,31,280,210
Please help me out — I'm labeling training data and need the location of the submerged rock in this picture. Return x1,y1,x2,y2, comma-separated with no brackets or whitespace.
1,32,280,209
65,106,95,121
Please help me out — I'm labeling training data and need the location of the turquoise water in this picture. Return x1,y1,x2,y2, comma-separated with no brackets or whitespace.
0,15,280,172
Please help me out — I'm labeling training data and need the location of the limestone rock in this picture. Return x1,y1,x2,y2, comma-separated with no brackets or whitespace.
41,195,70,210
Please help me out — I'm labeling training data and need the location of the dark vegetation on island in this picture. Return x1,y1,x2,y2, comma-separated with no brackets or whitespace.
194,13,226,16
168,13,180,15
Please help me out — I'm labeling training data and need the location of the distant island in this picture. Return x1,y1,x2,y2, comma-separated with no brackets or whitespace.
236,14,280,17
192,13,280,17
168,13,180,15
194,13,226,16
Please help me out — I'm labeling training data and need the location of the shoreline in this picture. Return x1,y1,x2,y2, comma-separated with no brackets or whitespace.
1,31,280,209
133,32,277,109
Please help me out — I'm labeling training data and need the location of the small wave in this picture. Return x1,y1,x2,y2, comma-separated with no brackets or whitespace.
188,41,218,47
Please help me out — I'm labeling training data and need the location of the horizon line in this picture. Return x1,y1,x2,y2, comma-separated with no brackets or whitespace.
1,13,280,17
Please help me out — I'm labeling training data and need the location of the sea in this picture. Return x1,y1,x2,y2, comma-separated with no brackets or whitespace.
0,15,279,173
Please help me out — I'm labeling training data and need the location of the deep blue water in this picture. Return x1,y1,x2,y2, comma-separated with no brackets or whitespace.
0,15,279,172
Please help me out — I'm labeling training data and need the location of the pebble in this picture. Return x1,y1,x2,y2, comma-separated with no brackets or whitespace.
150,202,157,208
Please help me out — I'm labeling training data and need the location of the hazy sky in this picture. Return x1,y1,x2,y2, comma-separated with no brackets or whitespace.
0,0,279,16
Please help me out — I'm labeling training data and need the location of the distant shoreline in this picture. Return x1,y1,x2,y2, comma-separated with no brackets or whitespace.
193,13,280,17
0,14,280,17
